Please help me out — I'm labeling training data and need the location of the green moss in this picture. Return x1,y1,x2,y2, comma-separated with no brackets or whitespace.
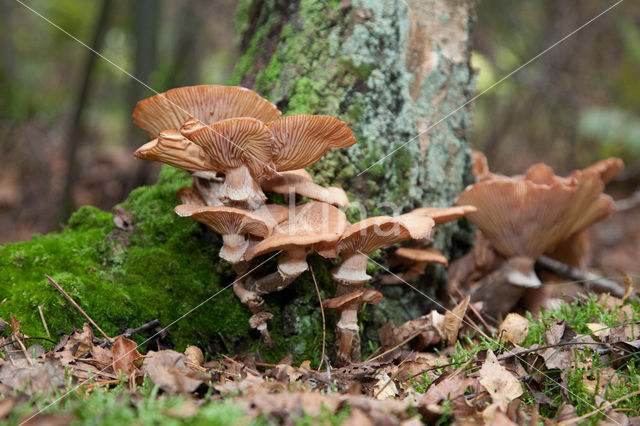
0,166,250,352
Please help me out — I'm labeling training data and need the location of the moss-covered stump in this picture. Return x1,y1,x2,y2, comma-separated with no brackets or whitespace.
0,166,330,362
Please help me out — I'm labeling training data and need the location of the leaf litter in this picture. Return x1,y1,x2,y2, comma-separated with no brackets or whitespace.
2,292,640,424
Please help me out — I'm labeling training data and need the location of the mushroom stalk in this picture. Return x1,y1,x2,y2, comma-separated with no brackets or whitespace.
221,234,249,264
246,249,309,295
223,165,267,210
332,251,370,288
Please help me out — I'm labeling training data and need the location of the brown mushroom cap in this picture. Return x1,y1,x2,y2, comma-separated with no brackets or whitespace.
322,288,383,310
395,247,448,266
174,204,287,262
455,170,615,259
133,85,281,138
337,214,435,255
260,169,349,206
409,205,477,225
180,117,276,180
246,202,348,259
579,157,624,184
269,115,356,171
133,130,214,171
472,150,490,179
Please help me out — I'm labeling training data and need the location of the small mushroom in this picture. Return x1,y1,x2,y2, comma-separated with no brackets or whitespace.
261,169,349,206
323,289,383,365
174,203,289,314
381,247,448,284
244,202,348,295
174,204,288,264
181,117,277,210
133,85,281,138
331,214,435,293
249,312,274,349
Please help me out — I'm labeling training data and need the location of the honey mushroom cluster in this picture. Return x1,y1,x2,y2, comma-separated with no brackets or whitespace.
449,152,624,318
131,84,471,363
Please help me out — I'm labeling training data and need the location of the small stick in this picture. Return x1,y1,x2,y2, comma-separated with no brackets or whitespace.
454,289,494,331
44,274,112,341
123,319,159,338
38,305,50,338
536,256,631,298
310,266,326,371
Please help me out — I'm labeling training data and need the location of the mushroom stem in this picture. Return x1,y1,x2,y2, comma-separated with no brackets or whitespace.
246,250,309,295
221,234,249,264
232,281,264,313
192,172,225,206
223,165,267,210
332,251,370,286
336,307,362,365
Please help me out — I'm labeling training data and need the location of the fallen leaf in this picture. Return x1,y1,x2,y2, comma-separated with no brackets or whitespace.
420,370,474,405
482,403,519,425
184,346,204,366
441,296,470,344
0,358,65,396
500,313,529,344
66,323,94,358
586,323,609,340
142,350,205,394
112,335,141,375
478,350,523,411
373,372,397,399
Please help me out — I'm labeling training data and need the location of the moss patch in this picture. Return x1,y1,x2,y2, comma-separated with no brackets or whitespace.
1,166,250,353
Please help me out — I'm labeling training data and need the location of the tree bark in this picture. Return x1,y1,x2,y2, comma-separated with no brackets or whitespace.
230,0,477,315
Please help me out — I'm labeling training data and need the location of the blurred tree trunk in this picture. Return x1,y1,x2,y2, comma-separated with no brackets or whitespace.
230,0,477,316
126,0,161,191
58,0,114,222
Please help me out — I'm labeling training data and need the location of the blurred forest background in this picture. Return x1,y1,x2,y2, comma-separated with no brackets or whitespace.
1,0,639,275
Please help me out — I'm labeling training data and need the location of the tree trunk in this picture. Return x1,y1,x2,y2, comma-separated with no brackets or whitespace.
230,0,477,315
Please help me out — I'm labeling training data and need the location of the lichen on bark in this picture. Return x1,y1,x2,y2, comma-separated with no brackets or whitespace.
232,0,477,317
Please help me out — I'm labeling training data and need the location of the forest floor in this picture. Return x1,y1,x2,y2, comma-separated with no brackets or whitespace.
2,290,640,425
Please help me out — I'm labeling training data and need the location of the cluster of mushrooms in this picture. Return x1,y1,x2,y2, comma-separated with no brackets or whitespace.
131,85,474,365
449,152,623,317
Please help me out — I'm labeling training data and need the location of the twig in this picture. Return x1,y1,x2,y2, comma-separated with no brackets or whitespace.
123,319,159,338
44,274,112,341
367,331,422,363
38,305,50,338
536,256,631,298
310,266,326,371
13,334,35,366
558,389,640,425
0,337,57,349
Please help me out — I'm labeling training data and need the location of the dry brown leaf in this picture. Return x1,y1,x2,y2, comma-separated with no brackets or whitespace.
184,346,204,366
112,335,141,375
0,358,65,396
441,296,470,345
66,323,94,358
142,350,205,394
499,313,529,344
478,350,523,411
420,371,474,405
586,323,609,340
90,345,113,367
373,372,397,399
483,403,519,425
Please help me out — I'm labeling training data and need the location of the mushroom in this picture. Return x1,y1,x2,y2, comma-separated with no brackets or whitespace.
133,85,281,138
380,247,448,284
180,117,277,209
322,289,383,365
454,167,616,316
174,204,288,264
331,214,435,295
268,115,357,171
260,169,349,206
174,203,289,314
249,312,274,349
244,202,348,295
